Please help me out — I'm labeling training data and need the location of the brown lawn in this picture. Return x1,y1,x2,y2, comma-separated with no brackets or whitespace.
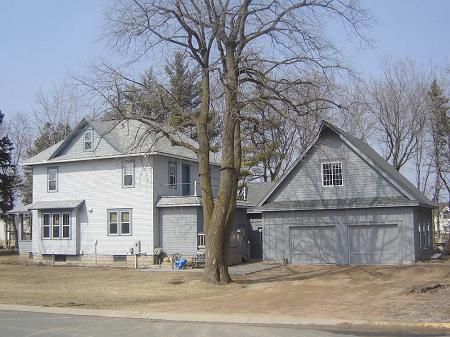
1,254,449,322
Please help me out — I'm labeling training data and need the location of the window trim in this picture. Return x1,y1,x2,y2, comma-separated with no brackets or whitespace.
122,161,135,188
47,167,58,192
62,212,71,239
107,209,132,236
42,213,51,239
84,129,93,151
42,211,71,240
321,161,343,187
168,161,177,189
52,213,61,239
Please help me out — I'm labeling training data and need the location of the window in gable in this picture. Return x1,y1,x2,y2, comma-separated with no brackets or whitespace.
122,161,135,187
47,167,58,192
84,130,93,151
322,162,343,187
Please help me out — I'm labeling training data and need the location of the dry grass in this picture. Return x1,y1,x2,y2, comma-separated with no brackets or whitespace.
1,255,449,322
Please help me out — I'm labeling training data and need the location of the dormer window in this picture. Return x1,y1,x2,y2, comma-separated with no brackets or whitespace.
84,130,93,151
322,162,343,186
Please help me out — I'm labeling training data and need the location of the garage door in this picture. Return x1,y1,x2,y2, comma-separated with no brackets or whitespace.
349,225,398,264
290,226,336,264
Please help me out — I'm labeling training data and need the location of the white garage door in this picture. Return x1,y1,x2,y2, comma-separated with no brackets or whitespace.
290,226,336,264
349,225,399,264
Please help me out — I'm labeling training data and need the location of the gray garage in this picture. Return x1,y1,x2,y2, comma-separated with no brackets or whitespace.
249,121,436,265
290,226,336,264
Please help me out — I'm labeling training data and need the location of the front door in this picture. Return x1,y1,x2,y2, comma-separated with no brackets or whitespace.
182,164,191,196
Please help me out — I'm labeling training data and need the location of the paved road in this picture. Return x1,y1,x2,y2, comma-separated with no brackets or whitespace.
0,311,448,337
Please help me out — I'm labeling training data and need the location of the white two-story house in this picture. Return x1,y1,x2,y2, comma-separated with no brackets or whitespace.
13,118,253,266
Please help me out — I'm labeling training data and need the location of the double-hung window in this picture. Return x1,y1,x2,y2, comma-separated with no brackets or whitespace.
168,161,177,189
62,213,70,239
42,211,71,239
123,161,135,187
52,214,60,238
322,162,343,186
84,130,93,151
108,209,132,236
43,213,51,238
47,168,58,192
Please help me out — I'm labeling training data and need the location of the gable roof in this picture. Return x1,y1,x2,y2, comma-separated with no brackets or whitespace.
23,118,221,166
245,182,275,206
257,120,436,208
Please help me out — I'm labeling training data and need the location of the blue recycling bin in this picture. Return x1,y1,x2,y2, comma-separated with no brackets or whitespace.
175,257,187,269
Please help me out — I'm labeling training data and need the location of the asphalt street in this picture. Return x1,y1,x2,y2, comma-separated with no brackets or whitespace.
0,310,448,337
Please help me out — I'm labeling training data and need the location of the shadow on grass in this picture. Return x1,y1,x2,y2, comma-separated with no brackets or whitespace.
234,264,357,285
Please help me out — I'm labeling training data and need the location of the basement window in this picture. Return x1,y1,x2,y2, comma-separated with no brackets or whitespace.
322,162,343,186
113,255,127,263
54,255,67,262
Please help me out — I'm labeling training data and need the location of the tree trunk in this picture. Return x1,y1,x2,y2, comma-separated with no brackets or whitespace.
197,68,214,226
219,123,242,283
202,48,240,284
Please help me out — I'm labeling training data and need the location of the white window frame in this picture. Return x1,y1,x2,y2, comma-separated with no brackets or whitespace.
168,161,177,189
418,223,423,248
62,212,71,239
321,162,343,187
42,211,71,240
122,161,135,188
47,167,58,192
84,130,93,151
42,213,51,239
107,209,132,236
52,213,61,239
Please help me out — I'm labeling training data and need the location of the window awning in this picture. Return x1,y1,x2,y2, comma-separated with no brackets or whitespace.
28,200,85,210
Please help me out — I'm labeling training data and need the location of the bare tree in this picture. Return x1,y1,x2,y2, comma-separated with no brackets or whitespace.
366,58,428,171
94,0,370,283
33,83,87,140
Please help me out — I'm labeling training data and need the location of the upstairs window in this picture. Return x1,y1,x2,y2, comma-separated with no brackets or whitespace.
47,167,58,192
122,161,135,187
322,162,343,187
84,130,93,151
168,161,177,189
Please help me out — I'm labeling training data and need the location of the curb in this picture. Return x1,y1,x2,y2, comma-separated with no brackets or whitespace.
0,304,449,331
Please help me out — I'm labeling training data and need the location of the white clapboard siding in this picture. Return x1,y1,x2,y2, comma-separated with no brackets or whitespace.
56,127,121,161
32,157,154,255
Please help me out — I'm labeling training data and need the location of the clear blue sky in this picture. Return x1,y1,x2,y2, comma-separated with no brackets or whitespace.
0,0,449,118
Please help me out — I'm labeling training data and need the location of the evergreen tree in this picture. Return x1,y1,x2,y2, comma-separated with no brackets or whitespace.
0,111,16,219
428,80,450,201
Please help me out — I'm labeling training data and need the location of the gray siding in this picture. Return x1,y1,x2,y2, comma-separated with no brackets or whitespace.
263,207,417,264
160,206,198,255
268,130,405,203
413,207,434,259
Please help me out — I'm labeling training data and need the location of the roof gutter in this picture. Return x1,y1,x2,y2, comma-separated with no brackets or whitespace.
22,151,221,167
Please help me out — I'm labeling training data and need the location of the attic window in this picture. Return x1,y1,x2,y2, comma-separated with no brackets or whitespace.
322,162,343,186
84,130,93,151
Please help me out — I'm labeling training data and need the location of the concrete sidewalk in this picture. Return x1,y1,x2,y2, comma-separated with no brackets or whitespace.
0,303,449,333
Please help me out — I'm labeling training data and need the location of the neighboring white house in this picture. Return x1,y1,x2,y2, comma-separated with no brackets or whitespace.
12,118,233,266
435,203,450,235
